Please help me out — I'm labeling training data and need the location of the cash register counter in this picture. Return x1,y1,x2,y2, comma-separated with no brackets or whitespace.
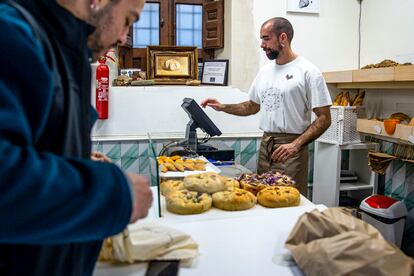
94,185,323,276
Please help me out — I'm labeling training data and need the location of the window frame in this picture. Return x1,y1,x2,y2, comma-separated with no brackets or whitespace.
119,0,215,70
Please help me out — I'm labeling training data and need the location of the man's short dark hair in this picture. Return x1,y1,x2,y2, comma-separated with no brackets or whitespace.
263,17,294,43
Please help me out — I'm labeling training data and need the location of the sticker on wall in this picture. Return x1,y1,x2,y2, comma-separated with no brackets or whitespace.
287,0,320,14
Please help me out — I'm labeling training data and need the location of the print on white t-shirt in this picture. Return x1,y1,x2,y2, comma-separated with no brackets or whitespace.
262,84,283,112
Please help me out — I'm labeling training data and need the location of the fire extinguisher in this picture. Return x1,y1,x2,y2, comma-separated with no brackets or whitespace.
96,56,109,119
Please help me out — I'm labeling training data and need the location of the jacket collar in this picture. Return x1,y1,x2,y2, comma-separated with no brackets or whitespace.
14,0,95,52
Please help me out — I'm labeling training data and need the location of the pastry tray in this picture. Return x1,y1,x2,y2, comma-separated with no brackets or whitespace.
158,194,312,222
159,156,221,178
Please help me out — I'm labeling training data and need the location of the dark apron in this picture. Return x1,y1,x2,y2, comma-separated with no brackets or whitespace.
258,132,309,196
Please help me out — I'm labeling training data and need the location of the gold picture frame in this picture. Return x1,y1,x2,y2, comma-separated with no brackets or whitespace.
147,46,198,84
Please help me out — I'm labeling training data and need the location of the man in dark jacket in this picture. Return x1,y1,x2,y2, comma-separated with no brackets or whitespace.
0,0,150,275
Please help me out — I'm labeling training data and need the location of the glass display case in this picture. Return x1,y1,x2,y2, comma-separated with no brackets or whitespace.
147,132,313,219
147,133,161,217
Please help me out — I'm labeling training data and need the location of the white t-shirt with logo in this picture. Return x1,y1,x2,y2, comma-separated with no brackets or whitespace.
248,56,332,134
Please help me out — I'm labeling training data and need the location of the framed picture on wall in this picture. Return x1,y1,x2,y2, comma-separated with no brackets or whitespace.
287,0,320,14
147,46,198,84
201,60,229,86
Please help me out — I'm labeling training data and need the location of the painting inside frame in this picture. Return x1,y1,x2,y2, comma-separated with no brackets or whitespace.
286,0,320,14
155,54,190,77
147,46,198,84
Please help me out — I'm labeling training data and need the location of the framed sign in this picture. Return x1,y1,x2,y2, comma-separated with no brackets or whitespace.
197,62,204,81
201,59,229,86
287,0,320,14
147,46,198,84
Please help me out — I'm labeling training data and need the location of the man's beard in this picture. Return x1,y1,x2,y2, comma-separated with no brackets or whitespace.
88,5,115,61
88,32,106,61
266,50,279,60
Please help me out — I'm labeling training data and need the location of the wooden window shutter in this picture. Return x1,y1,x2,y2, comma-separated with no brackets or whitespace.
124,26,134,48
117,26,133,69
118,46,133,69
203,0,224,49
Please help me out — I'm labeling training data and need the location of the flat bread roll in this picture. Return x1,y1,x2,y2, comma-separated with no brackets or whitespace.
257,186,300,208
166,190,212,215
239,181,266,196
238,171,296,195
184,172,226,194
222,177,240,190
160,180,184,196
212,188,256,211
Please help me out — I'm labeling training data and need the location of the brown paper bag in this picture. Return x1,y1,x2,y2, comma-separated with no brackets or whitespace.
285,208,414,276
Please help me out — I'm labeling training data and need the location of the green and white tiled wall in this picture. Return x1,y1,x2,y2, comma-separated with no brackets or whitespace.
92,137,262,185
93,138,316,185
376,140,414,255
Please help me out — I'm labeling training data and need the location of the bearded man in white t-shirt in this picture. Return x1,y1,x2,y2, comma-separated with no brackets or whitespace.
201,17,332,197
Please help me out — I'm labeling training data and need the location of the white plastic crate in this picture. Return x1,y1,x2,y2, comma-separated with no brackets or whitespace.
317,106,361,145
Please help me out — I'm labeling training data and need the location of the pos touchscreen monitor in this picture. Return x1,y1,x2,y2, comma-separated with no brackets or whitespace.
181,98,222,149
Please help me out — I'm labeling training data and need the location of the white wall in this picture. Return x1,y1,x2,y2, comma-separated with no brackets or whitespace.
217,0,360,92
347,0,414,119
361,0,414,66
218,0,414,92
216,0,261,93
92,86,262,140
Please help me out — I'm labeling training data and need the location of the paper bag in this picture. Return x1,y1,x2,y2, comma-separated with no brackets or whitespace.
99,222,198,266
285,208,414,276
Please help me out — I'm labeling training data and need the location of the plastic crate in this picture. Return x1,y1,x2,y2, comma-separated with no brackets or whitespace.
317,106,361,145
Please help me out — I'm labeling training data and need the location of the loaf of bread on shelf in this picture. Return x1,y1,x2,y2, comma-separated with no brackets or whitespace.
389,112,410,123
332,92,343,106
339,91,351,106
351,91,365,106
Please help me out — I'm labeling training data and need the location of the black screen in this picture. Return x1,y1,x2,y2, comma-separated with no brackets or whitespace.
181,98,222,137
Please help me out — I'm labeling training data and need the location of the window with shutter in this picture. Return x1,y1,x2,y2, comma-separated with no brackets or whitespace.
118,0,224,71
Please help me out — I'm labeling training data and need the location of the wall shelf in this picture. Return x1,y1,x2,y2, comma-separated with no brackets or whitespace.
357,119,414,143
340,182,374,191
323,65,414,89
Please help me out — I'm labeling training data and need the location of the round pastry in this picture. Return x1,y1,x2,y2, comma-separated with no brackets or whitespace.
184,172,226,194
257,186,300,208
223,177,240,191
212,188,256,211
238,171,296,195
166,190,212,215
239,181,266,196
160,180,184,196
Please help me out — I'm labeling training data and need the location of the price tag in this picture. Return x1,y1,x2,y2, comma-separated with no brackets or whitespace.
373,125,382,134
408,135,414,144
